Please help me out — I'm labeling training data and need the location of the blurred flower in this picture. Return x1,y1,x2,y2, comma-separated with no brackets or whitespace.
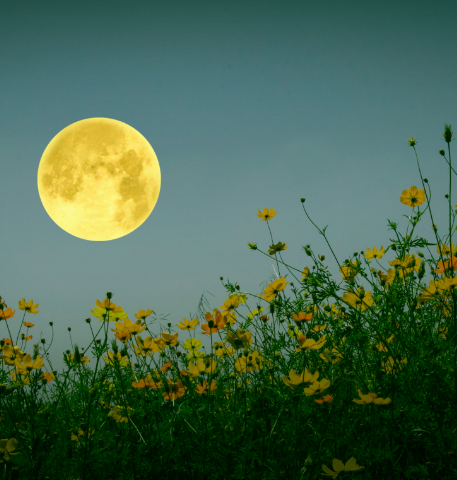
353,389,391,405
322,457,365,478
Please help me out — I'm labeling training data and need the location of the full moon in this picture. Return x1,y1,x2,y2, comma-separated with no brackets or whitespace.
37,117,161,241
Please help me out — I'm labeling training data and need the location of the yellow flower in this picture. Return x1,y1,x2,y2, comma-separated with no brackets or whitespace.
339,260,359,281
234,350,262,374
282,368,319,391
133,335,166,357
188,358,218,377
182,337,202,351
322,457,365,478
268,241,287,255
257,207,277,221
226,329,253,350
353,389,391,405
381,355,407,375
13,352,44,375
342,287,373,312
91,298,127,323
18,299,39,314
319,347,343,364
304,378,331,396
363,246,386,260
259,276,289,302
293,334,327,353
176,318,200,331
0,438,20,463
437,242,457,257
400,185,425,208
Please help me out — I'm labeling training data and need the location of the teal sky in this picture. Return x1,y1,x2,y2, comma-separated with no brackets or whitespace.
1,0,457,396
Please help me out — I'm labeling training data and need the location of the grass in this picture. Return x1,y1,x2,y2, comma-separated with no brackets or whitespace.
1,124,457,480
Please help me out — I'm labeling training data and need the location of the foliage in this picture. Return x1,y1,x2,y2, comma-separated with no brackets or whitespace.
1,124,457,479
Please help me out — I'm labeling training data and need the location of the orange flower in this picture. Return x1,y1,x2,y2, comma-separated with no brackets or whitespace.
292,311,313,323
435,255,457,275
0,307,15,322
201,311,227,335
195,379,217,395
162,379,186,402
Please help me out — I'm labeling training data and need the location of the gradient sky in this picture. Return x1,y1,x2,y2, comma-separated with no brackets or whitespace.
2,0,457,397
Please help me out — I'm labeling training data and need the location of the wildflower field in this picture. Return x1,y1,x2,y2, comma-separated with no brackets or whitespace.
1,124,457,480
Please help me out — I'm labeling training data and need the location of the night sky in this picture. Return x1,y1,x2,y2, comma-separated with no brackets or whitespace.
2,0,457,396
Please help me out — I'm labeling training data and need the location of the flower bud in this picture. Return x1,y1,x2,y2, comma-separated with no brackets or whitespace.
300,198,305,203
443,123,453,144
439,149,445,156
418,262,426,280
73,347,82,365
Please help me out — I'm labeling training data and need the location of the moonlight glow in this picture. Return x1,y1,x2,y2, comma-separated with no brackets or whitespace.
37,117,161,241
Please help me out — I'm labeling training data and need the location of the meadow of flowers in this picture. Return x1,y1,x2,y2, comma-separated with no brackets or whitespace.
1,124,457,480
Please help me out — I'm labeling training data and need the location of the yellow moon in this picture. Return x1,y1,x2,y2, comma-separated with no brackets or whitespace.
37,117,161,241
